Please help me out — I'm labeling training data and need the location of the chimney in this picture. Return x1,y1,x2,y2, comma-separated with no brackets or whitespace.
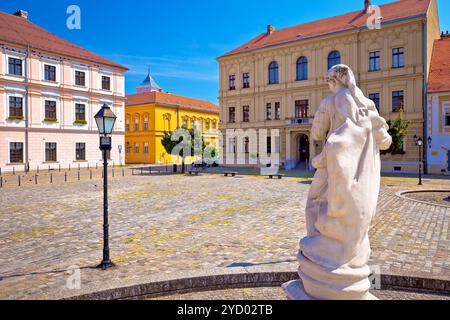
267,25,275,36
364,0,371,12
13,10,28,19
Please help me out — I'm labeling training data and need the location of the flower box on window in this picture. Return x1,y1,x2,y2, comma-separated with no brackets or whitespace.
7,116,24,121
44,117,58,122
74,120,88,125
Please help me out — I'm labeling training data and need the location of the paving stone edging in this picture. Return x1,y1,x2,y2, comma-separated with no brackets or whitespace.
65,269,450,300
396,190,450,208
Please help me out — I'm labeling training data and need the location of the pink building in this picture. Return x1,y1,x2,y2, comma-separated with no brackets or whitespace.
0,10,128,172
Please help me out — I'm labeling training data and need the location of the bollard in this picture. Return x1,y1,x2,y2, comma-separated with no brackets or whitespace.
78,171,80,180
90,170,92,180
96,163,98,170
50,173,53,184
18,175,21,187
37,165,39,174
65,172,67,182
113,168,115,177
0,176,2,188
122,168,125,177
35,175,38,184
78,163,80,171
0,167,2,176
59,164,61,172
69,164,71,171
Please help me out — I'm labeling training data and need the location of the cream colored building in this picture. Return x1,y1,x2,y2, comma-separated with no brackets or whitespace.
0,10,128,172
217,0,441,173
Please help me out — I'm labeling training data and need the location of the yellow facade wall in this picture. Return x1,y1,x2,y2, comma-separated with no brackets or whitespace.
125,103,219,164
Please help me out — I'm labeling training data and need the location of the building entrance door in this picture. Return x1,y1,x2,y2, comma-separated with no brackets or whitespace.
298,134,310,162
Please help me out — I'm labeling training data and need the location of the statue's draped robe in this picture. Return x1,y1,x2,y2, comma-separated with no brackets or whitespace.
299,88,392,300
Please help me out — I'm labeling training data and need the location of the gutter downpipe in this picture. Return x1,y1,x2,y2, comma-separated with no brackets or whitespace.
25,44,30,173
423,19,428,175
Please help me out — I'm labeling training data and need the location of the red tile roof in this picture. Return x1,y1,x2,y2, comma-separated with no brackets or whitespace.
126,91,219,113
0,11,127,70
220,0,431,58
428,35,450,93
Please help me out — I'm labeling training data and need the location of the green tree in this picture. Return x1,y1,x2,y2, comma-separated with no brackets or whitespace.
382,109,410,155
161,128,206,172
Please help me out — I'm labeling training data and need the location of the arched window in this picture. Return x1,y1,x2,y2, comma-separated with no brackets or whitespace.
296,56,308,81
143,115,149,131
125,116,130,132
268,61,279,84
134,115,140,131
328,51,341,70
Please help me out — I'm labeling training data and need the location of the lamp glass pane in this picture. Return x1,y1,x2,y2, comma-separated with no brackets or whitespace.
104,117,116,134
95,116,104,134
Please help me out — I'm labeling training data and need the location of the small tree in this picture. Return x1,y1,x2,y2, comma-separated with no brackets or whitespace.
382,109,410,155
161,128,206,172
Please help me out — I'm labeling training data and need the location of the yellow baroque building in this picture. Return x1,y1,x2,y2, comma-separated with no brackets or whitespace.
125,73,219,164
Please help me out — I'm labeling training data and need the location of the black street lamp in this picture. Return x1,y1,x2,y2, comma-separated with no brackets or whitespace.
414,135,423,186
94,104,117,270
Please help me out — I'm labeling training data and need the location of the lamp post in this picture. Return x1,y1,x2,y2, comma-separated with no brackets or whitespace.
414,135,423,186
94,104,117,270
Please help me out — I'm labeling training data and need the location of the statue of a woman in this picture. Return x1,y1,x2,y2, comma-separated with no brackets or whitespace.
283,64,392,300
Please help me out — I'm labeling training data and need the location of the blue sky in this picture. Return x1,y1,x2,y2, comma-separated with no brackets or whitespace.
1,0,449,104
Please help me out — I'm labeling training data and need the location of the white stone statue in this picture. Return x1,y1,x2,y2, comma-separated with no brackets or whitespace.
283,64,392,300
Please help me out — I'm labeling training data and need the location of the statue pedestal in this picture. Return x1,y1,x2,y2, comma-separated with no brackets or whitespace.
282,280,314,300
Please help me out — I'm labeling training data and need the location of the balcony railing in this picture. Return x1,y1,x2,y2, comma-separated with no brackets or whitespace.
286,117,314,126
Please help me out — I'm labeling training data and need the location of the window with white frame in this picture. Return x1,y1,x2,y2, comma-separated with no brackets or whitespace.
45,143,57,162
10,142,24,163
44,100,57,121
75,103,86,122
75,70,86,86
76,143,86,161
8,57,23,76
102,76,111,91
8,96,24,119
44,64,57,82
445,108,450,127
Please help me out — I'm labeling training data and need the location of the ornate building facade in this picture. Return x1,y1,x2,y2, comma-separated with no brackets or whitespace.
217,0,441,173
125,72,219,164
0,10,127,172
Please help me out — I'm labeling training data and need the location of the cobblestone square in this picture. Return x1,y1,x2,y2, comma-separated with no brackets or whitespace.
0,173,448,299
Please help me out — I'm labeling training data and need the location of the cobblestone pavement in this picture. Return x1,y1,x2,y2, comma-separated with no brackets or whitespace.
0,174,448,299
148,287,450,300
403,191,450,207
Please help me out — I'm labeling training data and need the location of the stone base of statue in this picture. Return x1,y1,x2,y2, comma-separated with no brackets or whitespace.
282,251,379,300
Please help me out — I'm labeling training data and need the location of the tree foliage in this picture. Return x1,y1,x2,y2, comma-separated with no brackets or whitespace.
382,110,410,155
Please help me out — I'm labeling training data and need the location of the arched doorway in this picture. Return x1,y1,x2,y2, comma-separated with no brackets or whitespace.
298,134,310,163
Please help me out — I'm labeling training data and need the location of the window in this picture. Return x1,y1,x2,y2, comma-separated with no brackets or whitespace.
134,117,139,131
44,100,57,120
102,76,111,90
75,103,86,121
275,102,281,120
243,73,250,88
212,121,217,129
229,107,236,123
143,142,149,154
8,58,22,76
328,51,341,70
75,71,86,86
44,64,56,81
445,111,450,127
134,142,139,154
369,93,380,111
183,118,188,129
296,56,308,81
45,143,57,162
369,51,381,72
126,142,131,154
228,137,236,153
268,61,279,84
244,137,249,154
190,119,195,128
266,103,272,120
392,48,404,68
10,142,23,163
125,118,130,132
143,116,149,131
229,75,236,90
76,143,86,161
295,100,309,118
9,97,23,118
206,120,211,130
243,105,250,122
267,136,272,154
392,91,404,112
